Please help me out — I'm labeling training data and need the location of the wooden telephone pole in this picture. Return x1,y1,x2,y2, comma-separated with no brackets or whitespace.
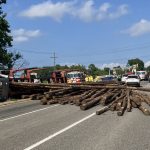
50,52,57,70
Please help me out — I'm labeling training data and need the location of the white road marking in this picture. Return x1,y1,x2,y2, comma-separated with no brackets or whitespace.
24,112,95,150
0,104,59,122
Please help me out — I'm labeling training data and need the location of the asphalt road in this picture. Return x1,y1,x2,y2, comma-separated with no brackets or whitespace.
0,81,150,150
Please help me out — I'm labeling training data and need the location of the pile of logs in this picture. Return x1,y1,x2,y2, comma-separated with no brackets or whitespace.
10,82,150,116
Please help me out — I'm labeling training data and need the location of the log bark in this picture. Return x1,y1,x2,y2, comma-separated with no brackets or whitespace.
138,106,150,116
100,90,118,106
117,97,127,116
134,92,150,106
96,94,126,115
80,97,100,110
131,96,150,115
127,89,132,112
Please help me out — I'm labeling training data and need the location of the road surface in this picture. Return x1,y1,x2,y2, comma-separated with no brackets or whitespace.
0,81,150,150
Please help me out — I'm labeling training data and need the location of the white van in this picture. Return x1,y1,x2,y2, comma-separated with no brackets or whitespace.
136,71,148,80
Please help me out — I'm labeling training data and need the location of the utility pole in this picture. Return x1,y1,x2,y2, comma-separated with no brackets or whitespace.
50,52,57,70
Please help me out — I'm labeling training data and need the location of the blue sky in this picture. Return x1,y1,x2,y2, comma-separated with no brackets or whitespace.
3,0,150,68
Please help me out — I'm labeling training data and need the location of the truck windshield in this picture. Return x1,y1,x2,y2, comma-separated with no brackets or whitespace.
137,71,145,75
67,73,83,78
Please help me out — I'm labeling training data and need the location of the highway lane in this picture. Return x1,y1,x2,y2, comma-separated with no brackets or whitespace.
0,100,47,120
0,103,150,150
0,104,100,150
37,108,150,150
140,81,149,87
0,81,150,150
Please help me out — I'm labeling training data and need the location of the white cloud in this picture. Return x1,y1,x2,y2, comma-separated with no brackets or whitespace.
12,28,41,43
20,0,128,22
20,1,74,22
13,36,28,42
99,3,111,12
109,4,128,19
75,0,96,22
122,19,150,37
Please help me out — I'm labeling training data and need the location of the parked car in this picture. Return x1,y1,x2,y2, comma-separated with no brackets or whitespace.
125,75,140,87
121,74,128,83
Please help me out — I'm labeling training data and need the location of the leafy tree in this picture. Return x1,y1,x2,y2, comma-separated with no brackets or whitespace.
146,66,150,72
0,0,22,68
70,64,87,72
55,64,69,70
88,64,100,78
113,66,124,75
104,67,111,74
127,58,144,71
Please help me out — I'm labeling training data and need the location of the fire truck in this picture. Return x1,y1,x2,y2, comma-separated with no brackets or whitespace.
8,68,49,82
1,67,86,84
66,71,85,83
51,70,85,84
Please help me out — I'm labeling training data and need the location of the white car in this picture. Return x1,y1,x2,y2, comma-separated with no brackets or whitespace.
121,74,128,83
125,75,140,87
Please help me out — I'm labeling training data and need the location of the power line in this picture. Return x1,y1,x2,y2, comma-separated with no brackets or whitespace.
50,52,57,69
15,49,52,54
13,42,150,58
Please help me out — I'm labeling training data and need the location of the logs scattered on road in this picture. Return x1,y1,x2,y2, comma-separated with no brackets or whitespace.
9,82,150,116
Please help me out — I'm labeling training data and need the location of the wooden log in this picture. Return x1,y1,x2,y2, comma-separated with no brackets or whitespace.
30,94,41,100
40,97,48,105
142,97,150,106
80,97,100,110
96,94,126,115
21,95,30,99
36,95,44,100
76,90,97,105
11,81,150,91
77,89,115,106
134,92,150,106
91,89,107,98
100,91,118,106
10,81,119,87
74,91,91,106
81,89,107,104
96,106,109,115
63,90,84,97
81,90,97,99
105,90,122,104
44,87,73,96
109,102,117,111
59,100,68,105
44,87,74,100
131,100,137,108
116,100,123,111
138,106,150,116
117,97,127,116
131,96,150,115
127,89,132,112
130,96,141,107
48,100,58,105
